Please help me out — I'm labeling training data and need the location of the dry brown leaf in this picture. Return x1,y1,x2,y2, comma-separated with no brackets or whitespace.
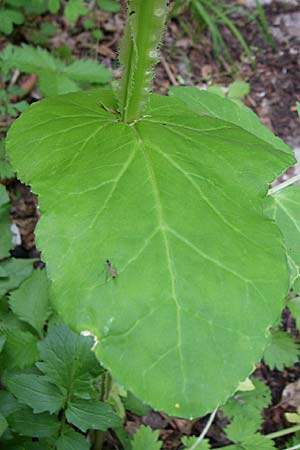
281,379,300,408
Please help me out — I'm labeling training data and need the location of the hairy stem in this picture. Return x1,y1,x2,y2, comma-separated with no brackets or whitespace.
266,424,300,440
118,0,168,123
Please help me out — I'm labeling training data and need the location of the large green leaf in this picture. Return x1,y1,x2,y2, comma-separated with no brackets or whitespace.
7,406,60,438
5,373,65,414
0,391,21,417
0,328,39,369
6,89,294,417
265,185,300,292
56,426,89,450
0,258,34,297
169,87,291,156
9,268,51,336
65,398,120,432
37,325,100,398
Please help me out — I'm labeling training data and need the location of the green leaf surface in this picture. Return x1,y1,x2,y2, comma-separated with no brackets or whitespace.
0,328,39,369
29,22,57,45
1,44,59,73
1,45,111,97
222,377,271,430
63,60,111,84
235,434,275,450
0,9,24,34
3,440,51,450
227,81,250,99
0,294,29,330
64,0,88,21
0,390,21,417
114,427,133,450
9,268,51,336
263,329,299,370
131,425,162,450
5,373,64,413
123,390,151,416
66,397,120,432
0,139,14,178
38,71,80,96
223,403,262,433
7,406,60,438
7,89,294,417
169,86,292,156
285,412,300,423
182,435,210,449
49,0,60,13
288,297,300,329
0,185,11,259
0,413,8,436
97,0,120,12
0,183,9,206
0,267,8,277
0,258,34,297
266,186,300,293
37,325,100,398
225,416,259,443
56,426,89,450
0,335,6,352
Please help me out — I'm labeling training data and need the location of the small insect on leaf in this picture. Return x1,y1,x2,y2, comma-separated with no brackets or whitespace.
106,259,117,279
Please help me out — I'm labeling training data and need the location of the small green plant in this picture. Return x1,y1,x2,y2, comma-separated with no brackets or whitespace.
0,0,120,36
205,79,250,105
28,21,58,45
0,0,53,35
0,208,121,448
0,84,28,118
0,58,29,119
0,2,24,35
0,44,111,97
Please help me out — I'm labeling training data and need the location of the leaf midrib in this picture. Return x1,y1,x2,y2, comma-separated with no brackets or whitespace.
133,125,187,399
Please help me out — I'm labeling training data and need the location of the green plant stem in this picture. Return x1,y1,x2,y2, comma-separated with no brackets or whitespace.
284,444,300,450
268,174,300,195
92,430,105,450
189,407,219,450
266,424,300,440
58,410,66,436
90,370,113,450
118,0,168,123
101,370,112,402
